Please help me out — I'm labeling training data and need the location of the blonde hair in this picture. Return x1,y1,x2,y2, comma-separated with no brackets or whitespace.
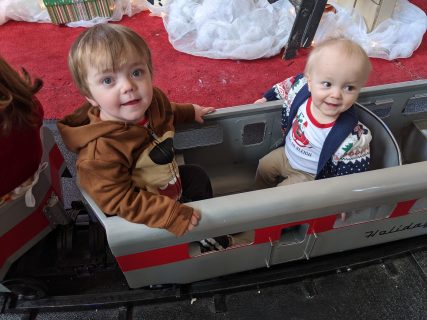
0,56,43,135
68,24,153,97
304,38,372,81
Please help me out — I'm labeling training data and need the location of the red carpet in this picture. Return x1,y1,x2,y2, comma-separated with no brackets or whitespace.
0,1,426,119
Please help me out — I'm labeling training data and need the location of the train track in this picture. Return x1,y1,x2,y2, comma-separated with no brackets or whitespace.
1,234,426,319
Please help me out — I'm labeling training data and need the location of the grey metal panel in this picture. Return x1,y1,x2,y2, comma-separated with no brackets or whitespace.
83,161,427,259
123,243,272,287
309,211,427,258
176,101,282,164
357,79,427,140
122,210,427,287
403,122,427,164
270,238,313,265
411,197,427,213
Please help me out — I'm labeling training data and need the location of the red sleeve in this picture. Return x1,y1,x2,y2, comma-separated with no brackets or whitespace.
0,98,43,196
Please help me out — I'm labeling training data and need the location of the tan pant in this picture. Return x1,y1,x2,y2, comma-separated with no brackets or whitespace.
255,148,315,188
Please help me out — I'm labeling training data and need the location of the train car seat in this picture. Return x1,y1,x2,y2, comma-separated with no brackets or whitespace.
354,102,402,169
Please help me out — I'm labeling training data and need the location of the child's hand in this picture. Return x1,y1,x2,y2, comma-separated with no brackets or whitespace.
254,97,267,104
187,210,201,232
194,104,215,123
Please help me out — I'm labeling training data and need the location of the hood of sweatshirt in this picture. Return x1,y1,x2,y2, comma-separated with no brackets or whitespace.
57,104,133,153
57,87,195,154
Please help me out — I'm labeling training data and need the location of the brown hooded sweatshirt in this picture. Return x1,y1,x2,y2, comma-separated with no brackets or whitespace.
57,88,196,236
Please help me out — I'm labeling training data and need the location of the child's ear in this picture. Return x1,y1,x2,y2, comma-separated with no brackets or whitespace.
85,96,99,107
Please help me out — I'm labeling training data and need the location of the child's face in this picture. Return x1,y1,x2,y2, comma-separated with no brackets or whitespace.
85,51,153,123
306,49,368,123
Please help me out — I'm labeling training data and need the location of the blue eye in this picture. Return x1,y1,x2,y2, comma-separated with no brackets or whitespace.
132,69,143,77
102,77,113,85
322,81,331,88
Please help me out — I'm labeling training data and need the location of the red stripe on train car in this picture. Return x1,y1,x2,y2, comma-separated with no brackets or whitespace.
389,199,417,218
0,191,51,269
254,225,284,243
254,215,337,243
309,215,337,233
117,215,338,272
116,243,190,272
49,144,64,199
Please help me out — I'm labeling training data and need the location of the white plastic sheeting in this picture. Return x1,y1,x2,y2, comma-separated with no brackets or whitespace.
317,0,427,60
0,0,426,61
154,0,295,60
147,0,427,60
0,0,50,25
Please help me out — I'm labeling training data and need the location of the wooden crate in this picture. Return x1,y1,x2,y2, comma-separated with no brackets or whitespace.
43,0,115,24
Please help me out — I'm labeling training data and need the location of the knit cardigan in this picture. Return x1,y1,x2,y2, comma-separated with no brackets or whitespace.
263,74,372,179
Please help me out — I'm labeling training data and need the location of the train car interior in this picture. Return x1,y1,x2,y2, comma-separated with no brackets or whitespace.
173,97,403,228
174,99,402,198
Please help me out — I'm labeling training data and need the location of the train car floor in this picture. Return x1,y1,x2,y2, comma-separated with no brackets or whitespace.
1,235,426,319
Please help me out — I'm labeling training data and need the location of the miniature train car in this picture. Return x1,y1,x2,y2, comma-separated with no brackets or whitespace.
81,80,427,288
1,80,427,292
